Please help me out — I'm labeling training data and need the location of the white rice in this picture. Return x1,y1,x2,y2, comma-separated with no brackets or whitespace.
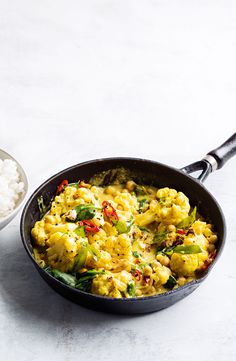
0,158,24,218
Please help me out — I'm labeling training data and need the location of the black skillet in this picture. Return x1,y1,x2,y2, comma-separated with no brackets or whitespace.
20,133,236,314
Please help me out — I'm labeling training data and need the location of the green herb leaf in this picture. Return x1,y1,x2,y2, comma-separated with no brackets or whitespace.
158,246,175,256
74,226,86,237
37,196,48,219
68,182,79,188
173,244,202,254
75,204,99,221
114,220,128,234
76,270,105,292
138,198,147,213
138,262,150,270
127,281,136,297
152,231,167,245
132,251,140,258
87,244,101,261
45,267,77,287
177,207,197,229
73,247,88,272
164,275,177,289
135,185,147,196
139,226,150,232
114,218,134,234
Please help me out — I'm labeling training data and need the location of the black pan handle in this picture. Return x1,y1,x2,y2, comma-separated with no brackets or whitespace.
207,132,236,169
181,133,236,182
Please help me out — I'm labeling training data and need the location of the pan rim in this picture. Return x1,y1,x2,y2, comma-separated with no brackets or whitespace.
20,156,226,303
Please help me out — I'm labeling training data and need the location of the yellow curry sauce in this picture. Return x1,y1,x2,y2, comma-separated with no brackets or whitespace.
31,180,217,298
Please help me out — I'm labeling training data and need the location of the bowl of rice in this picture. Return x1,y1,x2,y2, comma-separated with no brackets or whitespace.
0,149,28,230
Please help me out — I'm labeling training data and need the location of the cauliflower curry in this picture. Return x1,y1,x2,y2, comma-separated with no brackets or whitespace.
31,178,217,298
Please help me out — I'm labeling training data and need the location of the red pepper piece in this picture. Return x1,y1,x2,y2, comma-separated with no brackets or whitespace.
79,220,100,234
102,201,119,222
177,229,186,235
56,180,68,194
131,269,141,281
202,250,217,271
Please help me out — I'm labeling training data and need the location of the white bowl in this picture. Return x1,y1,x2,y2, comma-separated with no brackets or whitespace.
0,149,28,230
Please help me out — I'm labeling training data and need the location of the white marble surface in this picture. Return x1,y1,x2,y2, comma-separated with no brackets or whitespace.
0,1,236,360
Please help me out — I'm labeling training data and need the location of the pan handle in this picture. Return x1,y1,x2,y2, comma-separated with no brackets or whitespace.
207,132,236,169
181,133,236,182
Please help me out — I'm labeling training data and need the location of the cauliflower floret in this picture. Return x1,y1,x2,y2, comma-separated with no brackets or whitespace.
113,270,133,292
45,222,78,235
157,188,178,199
135,188,190,226
90,185,104,199
44,214,58,225
192,220,207,235
91,270,132,297
46,232,78,272
86,250,112,270
73,187,96,204
31,220,48,246
104,234,132,260
87,228,107,245
170,254,199,276
116,209,134,222
52,185,94,213
154,187,190,225
63,186,77,208
152,261,171,286
102,221,118,236
135,209,156,227
114,192,139,212
50,192,69,215
192,221,218,244
91,273,113,296
184,233,209,251
170,251,208,277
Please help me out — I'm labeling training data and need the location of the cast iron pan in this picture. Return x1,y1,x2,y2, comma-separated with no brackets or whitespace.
20,133,236,314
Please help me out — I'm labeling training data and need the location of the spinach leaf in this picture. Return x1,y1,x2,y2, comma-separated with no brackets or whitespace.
173,244,202,254
160,244,202,256
73,247,88,272
75,204,99,221
45,267,77,287
127,281,136,297
177,207,197,229
76,270,105,292
132,251,141,258
164,275,177,289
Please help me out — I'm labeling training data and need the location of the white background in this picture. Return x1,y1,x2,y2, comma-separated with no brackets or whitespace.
0,1,236,360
